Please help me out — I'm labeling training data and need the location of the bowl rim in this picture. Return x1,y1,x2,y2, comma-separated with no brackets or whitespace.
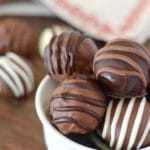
35,75,97,150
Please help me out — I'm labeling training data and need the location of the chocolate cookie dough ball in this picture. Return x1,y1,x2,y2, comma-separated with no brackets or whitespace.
50,78,107,135
0,18,36,56
44,31,98,82
0,52,35,98
39,25,72,57
99,97,150,150
93,38,150,98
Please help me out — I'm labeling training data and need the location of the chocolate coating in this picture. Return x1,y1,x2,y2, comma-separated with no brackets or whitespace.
50,78,107,135
0,19,36,56
44,31,98,82
39,25,72,57
99,97,150,150
0,52,34,99
93,38,150,98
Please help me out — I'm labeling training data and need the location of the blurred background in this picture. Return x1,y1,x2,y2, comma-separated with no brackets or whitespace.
1,0,150,43
0,0,150,150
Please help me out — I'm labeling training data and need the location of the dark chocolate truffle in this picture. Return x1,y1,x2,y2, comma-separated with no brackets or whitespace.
0,18,36,56
99,97,150,150
44,31,98,82
93,38,150,98
0,52,34,98
50,78,107,135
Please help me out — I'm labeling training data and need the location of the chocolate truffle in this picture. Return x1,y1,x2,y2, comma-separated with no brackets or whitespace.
0,18,36,56
44,31,98,82
93,38,150,98
50,78,107,135
99,97,150,150
39,25,72,57
0,52,34,98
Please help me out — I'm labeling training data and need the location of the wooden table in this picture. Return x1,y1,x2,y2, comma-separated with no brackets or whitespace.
0,17,67,150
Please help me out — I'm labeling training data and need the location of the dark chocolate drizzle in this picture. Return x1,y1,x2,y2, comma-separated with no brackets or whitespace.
109,39,147,52
96,46,149,65
59,81,105,97
66,31,76,53
51,93,106,107
49,36,56,75
72,33,88,56
72,33,88,71
65,31,76,74
54,106,101,121
60,33,69,74
65,31,89,75
52,116,93,131
44,43,51,76
46,31,92,77
57,34,65,74
107,39,150,64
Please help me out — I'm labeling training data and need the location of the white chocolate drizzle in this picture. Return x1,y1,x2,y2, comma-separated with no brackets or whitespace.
102,100,113,138
101,97,150,150
110,98,124,147
116,97,136,150
127,97,146,150
0,52,34,97
137,117,150,149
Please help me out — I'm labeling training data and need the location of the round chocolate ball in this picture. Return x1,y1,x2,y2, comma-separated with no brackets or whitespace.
99,97,150,150
93,38,150,98
44,31,98,82
50,77,107,135
0,52,35,98
0,18,36,56
39,25,72,57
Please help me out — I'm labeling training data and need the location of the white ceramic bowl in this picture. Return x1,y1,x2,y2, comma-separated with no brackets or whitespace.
35,75,97,150
35,75,150,150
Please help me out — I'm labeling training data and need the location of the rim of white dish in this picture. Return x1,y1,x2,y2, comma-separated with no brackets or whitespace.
35,75,97,150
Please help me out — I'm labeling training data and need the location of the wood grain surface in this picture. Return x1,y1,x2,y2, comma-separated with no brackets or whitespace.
0,17,67,150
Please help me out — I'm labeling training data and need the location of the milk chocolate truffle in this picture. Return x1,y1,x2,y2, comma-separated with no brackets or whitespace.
50,78,107,135
0,52,34,98
93,38,150,98
0,18,36,56
99,97,150,150
44,31,98,82
39,25,72,57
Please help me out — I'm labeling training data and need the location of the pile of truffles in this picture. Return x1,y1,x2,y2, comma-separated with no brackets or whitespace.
43,31,150,150
0,18,36,99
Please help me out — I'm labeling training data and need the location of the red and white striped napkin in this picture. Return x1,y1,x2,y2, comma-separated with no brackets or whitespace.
40,0,150,43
